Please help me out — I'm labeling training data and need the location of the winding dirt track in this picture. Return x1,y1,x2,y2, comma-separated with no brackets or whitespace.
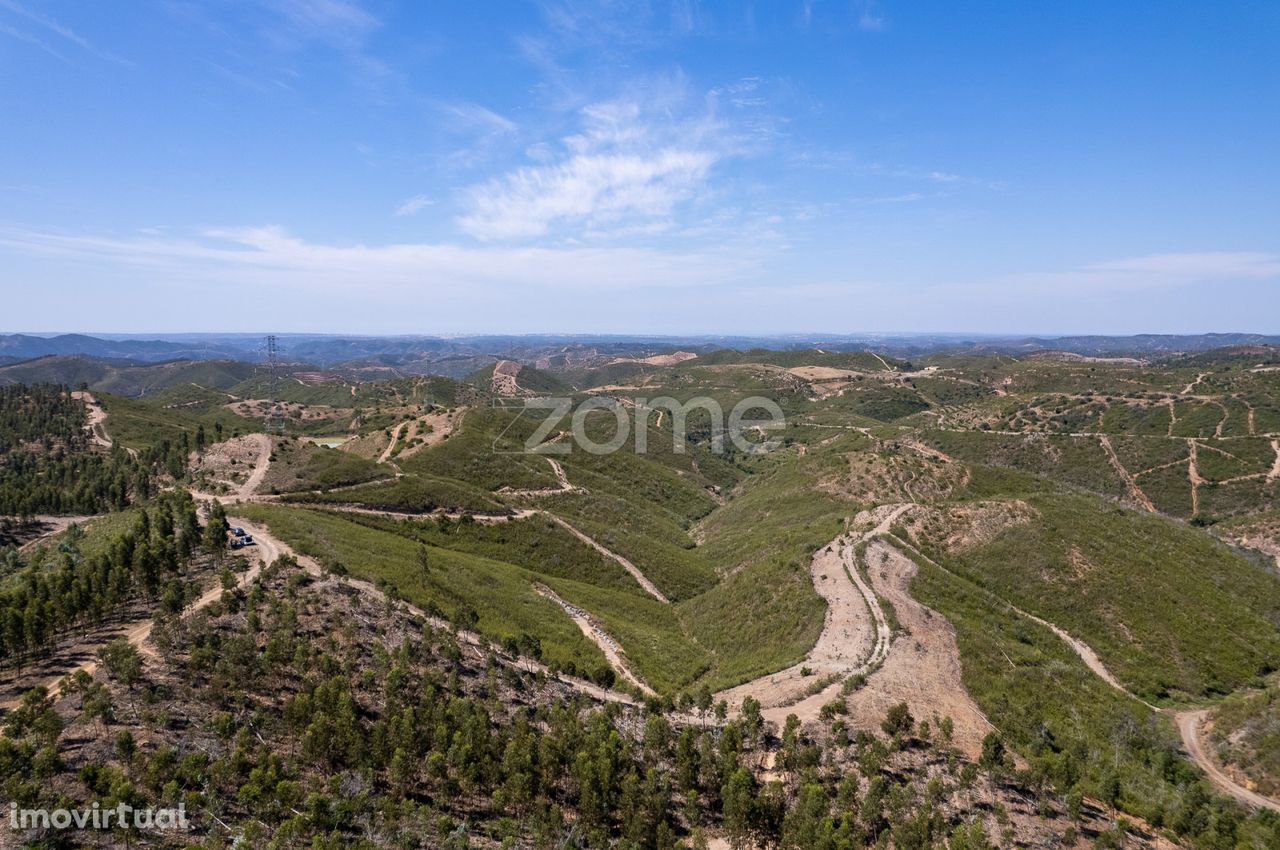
5,409,668,716
72,390,137,458
716,505,906,722
541,513,670,603
234,519,649,707
2,508,646,713
71,390,113,449
534,584,656,696
297,503,539,525
842,540,995,757
377,421,407,464
15,515,100,553
237,434,273,498
493,458,668,602
1099,435,1158,513
904,542,1280,811
711,504,994,756
711,494,1280,808
0,524,272,711
10,411,662,713
498,457,583,497
1177,710,1280,814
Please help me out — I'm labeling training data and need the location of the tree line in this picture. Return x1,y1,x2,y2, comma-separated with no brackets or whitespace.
0,383,189,516
0,490,204,668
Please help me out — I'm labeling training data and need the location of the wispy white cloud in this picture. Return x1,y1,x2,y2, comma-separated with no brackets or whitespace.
708,76,766,109
985,251,1280,296
787,152,998,190
3,226,1275,335
854,192,926,204
0,0,131,64
0,224,761,294
253,0,395,94
442,102,517,135
263,0,377,48
204,59,279,93
1086,252,1280,279
394,194,434,216
458,96,725,241
433,101,520,170
0,20,62,59
869,164,995,186
854,0,885,31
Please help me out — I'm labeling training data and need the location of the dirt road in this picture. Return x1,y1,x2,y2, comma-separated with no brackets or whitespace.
491,360,523,396
1003,591,1280,809
499,457,584,497
14,515,100,553
1099,435,1158,512
237,520,648,707
541,513,670,603
1182,372,1210,395
299,503,538,525
842,541,993,756
907,541,1280,810
0,526,272,711
377,421,407,463
534,584,656,696
71,390,113,450
6,410,665,719
3,508,649,715
1177,710,1280,814
238,434,273,498
716,504,907,720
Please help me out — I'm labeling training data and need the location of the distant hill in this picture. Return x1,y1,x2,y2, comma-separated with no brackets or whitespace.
0,355,260,396
4,331,1280,374
1165,344,1280,368
0,333,247,362
989,333,1280,357
466,360,570,396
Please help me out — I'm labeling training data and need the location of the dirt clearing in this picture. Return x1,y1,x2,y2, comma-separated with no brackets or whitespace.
835,540,993,758
491,360,524,395
192,433,273,498
71,390,112,449
717,505,908,722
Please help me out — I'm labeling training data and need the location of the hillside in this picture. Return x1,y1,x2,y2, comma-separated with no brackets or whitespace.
5,348,1280,847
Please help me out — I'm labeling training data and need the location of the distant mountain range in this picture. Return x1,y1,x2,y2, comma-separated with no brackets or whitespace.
3,331,1279,368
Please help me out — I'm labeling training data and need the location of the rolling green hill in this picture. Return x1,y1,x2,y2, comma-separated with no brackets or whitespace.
10,347,1280,847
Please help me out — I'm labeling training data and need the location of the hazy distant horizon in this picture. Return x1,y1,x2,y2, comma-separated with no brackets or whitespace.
5,330,1280,343
7,327,1280,337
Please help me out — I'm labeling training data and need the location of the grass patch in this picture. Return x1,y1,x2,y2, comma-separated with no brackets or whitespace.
910,551,1206,827
682,441,852,690
284,473,506,513
261,437,386,494
915,492,1280,703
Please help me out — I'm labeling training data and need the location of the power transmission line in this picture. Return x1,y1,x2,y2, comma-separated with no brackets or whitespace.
262,334,286,434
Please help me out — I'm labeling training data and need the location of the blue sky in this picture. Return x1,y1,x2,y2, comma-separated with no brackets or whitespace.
2,0,1278,335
